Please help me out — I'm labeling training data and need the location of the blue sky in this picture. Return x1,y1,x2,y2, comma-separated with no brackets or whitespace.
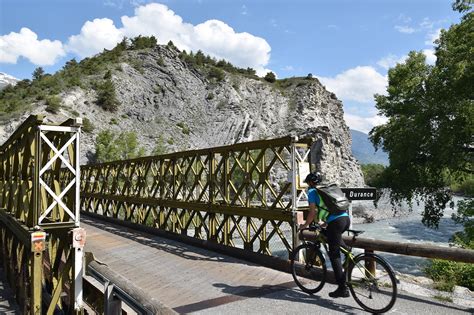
0,0,462,132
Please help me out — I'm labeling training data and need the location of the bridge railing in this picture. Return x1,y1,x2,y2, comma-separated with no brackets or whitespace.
80,136,312,257
0,115,84,314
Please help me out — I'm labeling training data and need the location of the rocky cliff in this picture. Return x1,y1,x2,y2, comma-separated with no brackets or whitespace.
0,44,364,186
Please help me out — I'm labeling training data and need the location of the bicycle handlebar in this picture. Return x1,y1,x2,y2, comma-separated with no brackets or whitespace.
299,225,365,237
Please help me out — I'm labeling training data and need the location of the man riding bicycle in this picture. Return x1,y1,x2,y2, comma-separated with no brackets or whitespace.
299,172,351,298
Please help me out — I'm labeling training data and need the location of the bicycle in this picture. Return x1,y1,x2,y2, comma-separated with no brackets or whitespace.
291,225,398,314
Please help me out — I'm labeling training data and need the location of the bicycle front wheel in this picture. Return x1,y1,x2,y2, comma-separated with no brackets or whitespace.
347,253,397,314
290,243,327,294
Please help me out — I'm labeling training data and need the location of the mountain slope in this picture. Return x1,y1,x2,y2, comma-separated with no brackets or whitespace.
0,42,364,186
351,129,389,165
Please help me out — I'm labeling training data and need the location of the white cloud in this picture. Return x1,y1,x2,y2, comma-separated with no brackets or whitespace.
344,113,388,134
420,17,434,29
0,28,65,65
377,54,408,70
395,25,416,34
318,66,387,103
423,49,437,65
425,28,441,45
66,18,123,57
241,5,248,15
66,3,271,74
397,14,412,24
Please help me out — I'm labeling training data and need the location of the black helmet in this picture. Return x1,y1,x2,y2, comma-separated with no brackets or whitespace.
304,172,322,184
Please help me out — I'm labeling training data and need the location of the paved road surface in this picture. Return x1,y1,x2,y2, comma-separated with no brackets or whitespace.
83,217,473,314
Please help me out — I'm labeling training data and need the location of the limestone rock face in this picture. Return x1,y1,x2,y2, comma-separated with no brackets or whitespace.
0,45,364,186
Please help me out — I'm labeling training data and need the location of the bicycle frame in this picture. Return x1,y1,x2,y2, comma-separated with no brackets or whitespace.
300,233,378,280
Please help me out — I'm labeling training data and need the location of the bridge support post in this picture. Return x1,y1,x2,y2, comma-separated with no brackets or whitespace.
30,231,46,315
104,282,122,315
72,228,86,311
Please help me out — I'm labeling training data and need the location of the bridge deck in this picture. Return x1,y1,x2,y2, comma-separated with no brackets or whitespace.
83,217,295,313
83,217,473,314
0,265,20,314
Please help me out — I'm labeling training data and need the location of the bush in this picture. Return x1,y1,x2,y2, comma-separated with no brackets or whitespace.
208,66,225,82
264,72,276,83
425,259,474,291
45,95,61,113
361,164,386,187
153,84,162,94
451,176,474,196
103,70,112,79
153,135,167,155
82,118,94,133
177,122,190,135
130,35,157,50
96,79,119,112
206,93,214,100
95,130,145,163
157,57,165,66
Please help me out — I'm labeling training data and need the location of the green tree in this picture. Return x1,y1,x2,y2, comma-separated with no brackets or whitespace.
369,6,473,227
452,0,473,12
32,67,45,81
361,164,386,187
451,199,474,248
96,79,119,112
131,35,157,50
95,130,146,163
95,130,120,162
264,71,276,83
82,117,94,133
208,67,225,81
152,135,167,155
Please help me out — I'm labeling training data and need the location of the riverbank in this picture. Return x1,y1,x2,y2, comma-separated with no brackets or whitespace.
397,273,474,309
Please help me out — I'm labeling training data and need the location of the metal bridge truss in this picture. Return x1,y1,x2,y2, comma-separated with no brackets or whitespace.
0,115,84,314
80,136,312,258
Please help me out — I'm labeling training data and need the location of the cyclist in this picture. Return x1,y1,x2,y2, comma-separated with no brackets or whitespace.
299,172,351,298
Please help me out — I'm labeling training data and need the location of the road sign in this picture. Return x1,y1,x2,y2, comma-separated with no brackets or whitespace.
341,188,377,200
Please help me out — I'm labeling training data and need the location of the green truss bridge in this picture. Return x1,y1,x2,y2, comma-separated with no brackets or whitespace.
0,115,472,314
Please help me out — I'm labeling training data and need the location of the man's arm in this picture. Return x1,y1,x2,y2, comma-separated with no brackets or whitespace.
301,203,317,228
300,203,327,230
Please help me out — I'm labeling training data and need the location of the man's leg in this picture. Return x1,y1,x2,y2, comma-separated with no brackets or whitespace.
327,216,351,298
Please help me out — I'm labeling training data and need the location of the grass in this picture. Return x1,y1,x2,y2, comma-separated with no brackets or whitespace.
433,294,453,303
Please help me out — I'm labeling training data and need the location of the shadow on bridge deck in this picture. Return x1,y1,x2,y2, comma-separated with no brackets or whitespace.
0,265,20,314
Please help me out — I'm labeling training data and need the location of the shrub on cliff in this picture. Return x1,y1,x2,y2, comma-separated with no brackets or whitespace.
264,72,276,83
95,130,145,163
96,79,119,112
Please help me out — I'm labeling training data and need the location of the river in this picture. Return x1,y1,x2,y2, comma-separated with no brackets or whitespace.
351,196,465,275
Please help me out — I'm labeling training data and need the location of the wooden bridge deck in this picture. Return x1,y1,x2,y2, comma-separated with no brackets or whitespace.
83,217,296,313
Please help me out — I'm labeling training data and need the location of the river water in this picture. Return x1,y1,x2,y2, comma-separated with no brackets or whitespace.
351,196,465,275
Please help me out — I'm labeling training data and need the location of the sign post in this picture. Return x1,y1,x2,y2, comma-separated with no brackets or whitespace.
341,188,377,229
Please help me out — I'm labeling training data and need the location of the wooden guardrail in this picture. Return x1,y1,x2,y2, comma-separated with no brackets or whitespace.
301,230,474,263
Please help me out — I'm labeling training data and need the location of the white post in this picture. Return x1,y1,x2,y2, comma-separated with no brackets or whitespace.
72,228,86,310
349,201,353,230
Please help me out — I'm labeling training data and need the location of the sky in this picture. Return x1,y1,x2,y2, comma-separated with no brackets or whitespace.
0,0,463,133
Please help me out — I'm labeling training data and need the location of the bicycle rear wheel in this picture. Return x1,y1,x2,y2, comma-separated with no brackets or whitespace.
290,243,326,294
347,253,397,314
